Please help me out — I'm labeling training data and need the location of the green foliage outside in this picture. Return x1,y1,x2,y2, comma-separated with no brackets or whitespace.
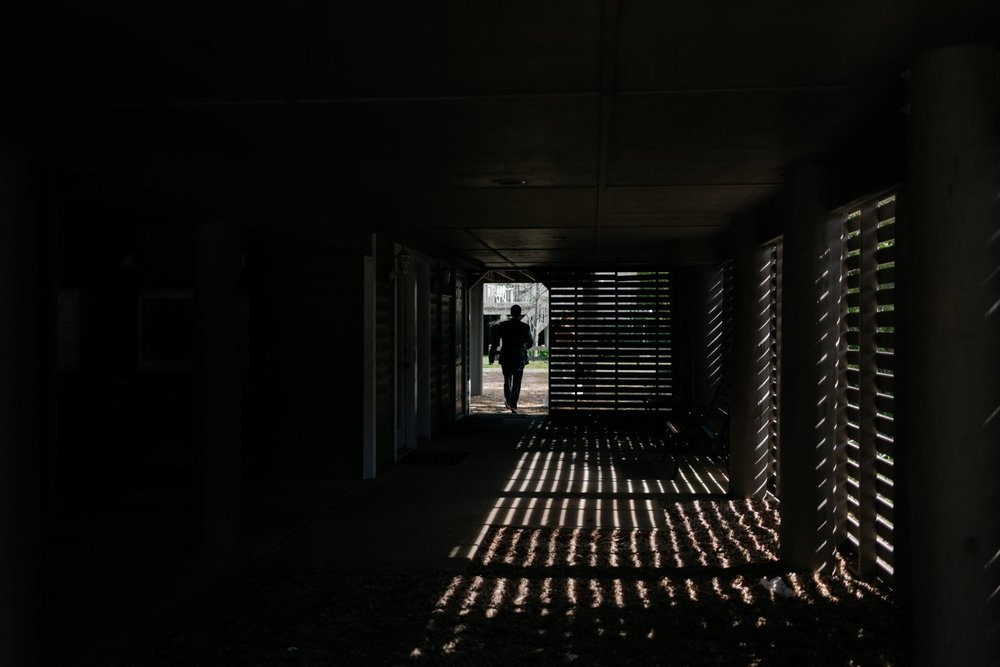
482,355,549,370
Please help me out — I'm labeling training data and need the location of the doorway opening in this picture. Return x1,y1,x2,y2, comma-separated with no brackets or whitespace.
471,282,549,415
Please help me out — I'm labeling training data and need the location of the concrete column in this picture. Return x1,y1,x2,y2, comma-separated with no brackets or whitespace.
195,221,243,552
906,44,1000,666
778,162,841,572
0,152,42,666
729,221,771,498
469,281,484,396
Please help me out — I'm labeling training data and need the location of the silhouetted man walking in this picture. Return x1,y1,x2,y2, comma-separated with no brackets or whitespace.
488,304,534,413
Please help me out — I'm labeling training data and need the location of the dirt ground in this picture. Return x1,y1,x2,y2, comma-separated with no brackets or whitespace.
471,365,549,415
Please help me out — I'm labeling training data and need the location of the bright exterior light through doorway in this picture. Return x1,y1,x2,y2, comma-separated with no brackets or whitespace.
471,282,550,415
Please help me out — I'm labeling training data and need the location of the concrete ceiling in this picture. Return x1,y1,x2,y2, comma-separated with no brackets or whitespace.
3,1,999,268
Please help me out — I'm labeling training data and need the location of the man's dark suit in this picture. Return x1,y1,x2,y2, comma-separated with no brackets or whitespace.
489,317,533,410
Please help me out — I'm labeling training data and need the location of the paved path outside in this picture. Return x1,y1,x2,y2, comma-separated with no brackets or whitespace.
471,365,548,415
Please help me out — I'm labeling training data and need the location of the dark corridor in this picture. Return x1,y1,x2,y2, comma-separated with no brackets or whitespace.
2,4,998,665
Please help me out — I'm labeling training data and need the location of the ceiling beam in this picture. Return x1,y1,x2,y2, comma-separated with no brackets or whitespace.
109,84,902,110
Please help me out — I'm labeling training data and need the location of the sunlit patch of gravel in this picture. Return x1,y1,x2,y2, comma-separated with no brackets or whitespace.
119,499,907,666
407,499,905,666
471,367,549,415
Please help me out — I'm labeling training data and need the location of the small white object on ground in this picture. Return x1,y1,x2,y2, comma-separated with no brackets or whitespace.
760,576,795,598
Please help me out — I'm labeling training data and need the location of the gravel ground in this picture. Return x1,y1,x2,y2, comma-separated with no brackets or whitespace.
115,415,908,666
472,367,549,415
119,503,906,667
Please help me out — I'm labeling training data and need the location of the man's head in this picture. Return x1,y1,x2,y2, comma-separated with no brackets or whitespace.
510,304,522,318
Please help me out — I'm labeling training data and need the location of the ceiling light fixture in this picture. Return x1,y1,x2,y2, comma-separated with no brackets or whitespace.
492,178,526,186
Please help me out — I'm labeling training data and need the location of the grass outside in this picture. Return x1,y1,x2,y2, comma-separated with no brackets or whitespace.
482,355,549,370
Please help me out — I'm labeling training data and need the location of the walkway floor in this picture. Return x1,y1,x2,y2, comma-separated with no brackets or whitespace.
471,365,549,415
115,414,907,666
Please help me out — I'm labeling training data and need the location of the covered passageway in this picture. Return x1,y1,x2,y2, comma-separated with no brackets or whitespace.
1,3,998,665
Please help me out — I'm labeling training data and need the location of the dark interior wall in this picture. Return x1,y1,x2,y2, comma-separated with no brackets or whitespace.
57,195,198,475
374,235,396,471
453,272,467,418
53,190,203,565
244,232,363,481
430,279,442,433
428,260,456,432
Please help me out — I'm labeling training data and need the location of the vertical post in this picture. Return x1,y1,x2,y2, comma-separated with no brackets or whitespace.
362,234,376,479
470,281,484,396
416,261,431,443
194,221,243,552
0,151,42,666
454,272,467,416
778,162,841,572
729,221,771,498
398,253,417,454
40,175,59,548
906,44,1000,666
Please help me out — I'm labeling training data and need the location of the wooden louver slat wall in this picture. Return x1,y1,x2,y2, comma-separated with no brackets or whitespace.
766,242,782,497
703,262,734,395
838,194,897,582
549,270,672,411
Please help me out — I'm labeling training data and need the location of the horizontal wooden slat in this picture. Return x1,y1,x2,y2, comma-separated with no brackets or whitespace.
876,196,897,218
875,536,894,565
875,351,894,372
846,213,862,233
876,310,895,328
876,265,895,285
550,270,677,410
875,373,894,394
876,413,894,436
876,221,896,243
876,507,894,532
876,287,895,305
875,456,894,480
876,244,895,265
846,423,860,441
846,387,860,406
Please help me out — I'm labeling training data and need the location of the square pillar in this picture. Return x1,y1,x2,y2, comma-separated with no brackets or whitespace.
195,221,243,552
778,162,842,572
729,220,771,498
0,152,42,666
906,44,1000,666
469,281,484,396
